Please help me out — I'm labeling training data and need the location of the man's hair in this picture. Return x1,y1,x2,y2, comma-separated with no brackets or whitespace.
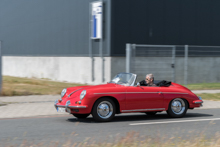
146,74,154,81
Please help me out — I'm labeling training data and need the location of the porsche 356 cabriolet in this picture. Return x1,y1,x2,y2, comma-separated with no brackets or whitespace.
54,72,203,122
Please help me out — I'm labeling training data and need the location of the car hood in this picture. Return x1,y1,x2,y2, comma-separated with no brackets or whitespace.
65,83,125,98
67,83,123,92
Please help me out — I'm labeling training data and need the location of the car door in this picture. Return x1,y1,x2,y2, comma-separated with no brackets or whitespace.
125,86,164,112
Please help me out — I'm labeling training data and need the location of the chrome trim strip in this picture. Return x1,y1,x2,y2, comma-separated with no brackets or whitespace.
94,92,188,95
56,105,66,108
68,88,84,97
55,105,87,108
94,92,159,94
194,101,203,104
162,92,188,94
68,106,87,108
94,92,125,94
121,108,165,112
128,92,159,93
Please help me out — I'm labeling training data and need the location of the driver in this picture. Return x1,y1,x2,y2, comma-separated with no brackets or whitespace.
145,74,156,87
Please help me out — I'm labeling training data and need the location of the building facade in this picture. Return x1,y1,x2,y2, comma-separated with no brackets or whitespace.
1,0,220,84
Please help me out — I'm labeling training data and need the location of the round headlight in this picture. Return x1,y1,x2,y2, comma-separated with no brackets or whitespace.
80,90,86,100
61,88,67,98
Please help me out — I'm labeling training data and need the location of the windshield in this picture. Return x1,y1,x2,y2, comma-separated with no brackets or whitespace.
109,73,137,86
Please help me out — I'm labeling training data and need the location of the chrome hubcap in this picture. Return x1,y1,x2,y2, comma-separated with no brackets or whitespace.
97,101,113,119
171,98,185,115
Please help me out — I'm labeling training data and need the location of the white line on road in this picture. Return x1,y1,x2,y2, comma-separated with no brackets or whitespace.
130,118,220,126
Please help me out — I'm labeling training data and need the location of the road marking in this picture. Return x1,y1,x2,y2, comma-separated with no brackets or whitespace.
130,118,220,126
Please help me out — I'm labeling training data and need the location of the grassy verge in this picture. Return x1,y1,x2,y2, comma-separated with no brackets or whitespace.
197,93,220,101
187,83,220,90
1,76,86,96
1,76,220,97
186,83,220,101
0,103,6,106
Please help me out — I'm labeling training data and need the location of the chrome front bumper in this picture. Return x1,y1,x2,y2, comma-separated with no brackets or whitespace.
54,99,87,113
193,96,203,107
55,104,87,108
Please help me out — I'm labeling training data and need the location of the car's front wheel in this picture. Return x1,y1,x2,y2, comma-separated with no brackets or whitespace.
92,98,116,122
167,98,188,118
72,114,90,119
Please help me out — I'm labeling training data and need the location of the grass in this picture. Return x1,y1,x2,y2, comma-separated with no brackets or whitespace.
1,76,86,96
2,131,220,147
187,83,220,90
0,103,6,106
197,93,220,101
0,76,220,97
185,83,220,101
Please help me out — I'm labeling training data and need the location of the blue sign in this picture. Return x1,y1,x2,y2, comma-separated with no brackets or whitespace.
91,2,102,39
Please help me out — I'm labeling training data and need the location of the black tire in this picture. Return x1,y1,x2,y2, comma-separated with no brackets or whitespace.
92,98,116,122
166,98,188,118
145,112,157,116
72,114,90,119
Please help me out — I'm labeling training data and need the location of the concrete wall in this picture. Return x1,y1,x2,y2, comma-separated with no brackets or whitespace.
2,56,126,85
2,56,220,85
2,56,111,85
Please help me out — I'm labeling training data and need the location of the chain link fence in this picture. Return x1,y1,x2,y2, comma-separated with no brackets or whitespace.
126,44,220,86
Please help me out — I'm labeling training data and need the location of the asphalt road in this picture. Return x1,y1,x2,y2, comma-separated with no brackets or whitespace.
1,108,220,146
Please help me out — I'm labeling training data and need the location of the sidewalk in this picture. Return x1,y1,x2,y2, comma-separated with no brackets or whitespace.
0,90,220,119
192,89,220,94
0,95,67,119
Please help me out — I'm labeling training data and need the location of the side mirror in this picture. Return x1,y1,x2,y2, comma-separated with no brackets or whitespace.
136,82,140,87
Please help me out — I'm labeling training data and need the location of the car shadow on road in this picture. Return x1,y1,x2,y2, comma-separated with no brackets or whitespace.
67,112,213,123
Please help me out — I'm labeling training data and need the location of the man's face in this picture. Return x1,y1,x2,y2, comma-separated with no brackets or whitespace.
145,76,153,84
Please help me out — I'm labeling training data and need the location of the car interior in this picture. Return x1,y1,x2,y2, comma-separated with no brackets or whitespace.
138,80,171,87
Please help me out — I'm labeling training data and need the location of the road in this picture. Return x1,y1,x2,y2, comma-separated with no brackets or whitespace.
1,108,220,146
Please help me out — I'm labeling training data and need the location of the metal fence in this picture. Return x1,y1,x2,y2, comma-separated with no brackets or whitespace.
126,44,220,86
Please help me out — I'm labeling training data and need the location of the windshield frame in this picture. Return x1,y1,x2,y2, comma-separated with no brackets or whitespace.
109,72,137,86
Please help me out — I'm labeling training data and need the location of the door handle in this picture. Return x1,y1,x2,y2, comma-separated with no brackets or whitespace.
158,92,162,94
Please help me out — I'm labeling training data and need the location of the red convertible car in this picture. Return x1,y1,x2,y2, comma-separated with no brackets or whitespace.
54,73,203,122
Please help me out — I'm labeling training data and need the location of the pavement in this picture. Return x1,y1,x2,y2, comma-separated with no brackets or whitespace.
192,89,220,94
0,90,220,119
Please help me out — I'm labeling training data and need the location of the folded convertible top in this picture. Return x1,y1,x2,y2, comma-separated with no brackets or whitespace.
156,80,172,87
139,80,171,87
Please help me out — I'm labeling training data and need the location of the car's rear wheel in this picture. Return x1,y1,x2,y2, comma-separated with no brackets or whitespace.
145,112,157,116
167,98,188,118
72,114,90,119
92,98,116,122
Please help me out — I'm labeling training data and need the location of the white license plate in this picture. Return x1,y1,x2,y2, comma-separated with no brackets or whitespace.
57,107,66,113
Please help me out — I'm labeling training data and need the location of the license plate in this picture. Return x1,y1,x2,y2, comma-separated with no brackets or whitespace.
57,107,66,113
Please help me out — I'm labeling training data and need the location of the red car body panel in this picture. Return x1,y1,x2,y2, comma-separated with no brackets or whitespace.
125,86,164,111
55,82,202,115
